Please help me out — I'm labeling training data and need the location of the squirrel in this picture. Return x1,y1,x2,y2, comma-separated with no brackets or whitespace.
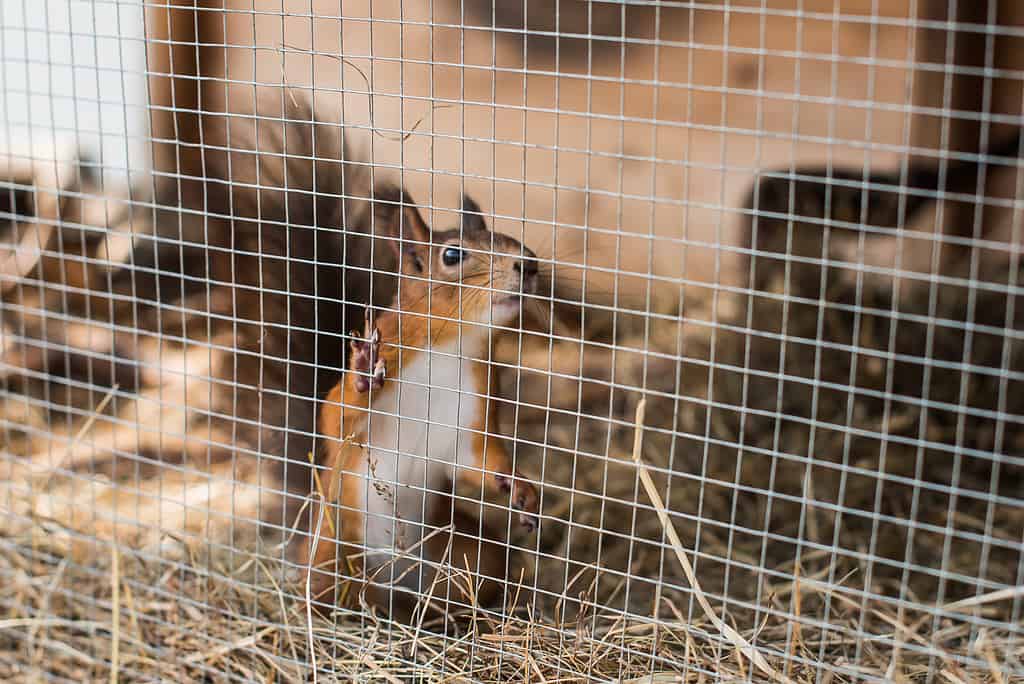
302,186,542,620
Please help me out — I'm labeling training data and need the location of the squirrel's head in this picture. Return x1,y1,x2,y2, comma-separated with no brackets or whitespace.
372,186,539,327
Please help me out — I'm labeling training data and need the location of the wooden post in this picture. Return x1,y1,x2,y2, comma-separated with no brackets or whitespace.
911,0,1022,240
911,0,989,162
991,1,1024,145
144,0,202,187
143,0,230,197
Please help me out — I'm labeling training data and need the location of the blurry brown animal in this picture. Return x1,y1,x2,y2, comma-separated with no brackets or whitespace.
744,130,1023,292
738,131,1024,486
1,96,385,530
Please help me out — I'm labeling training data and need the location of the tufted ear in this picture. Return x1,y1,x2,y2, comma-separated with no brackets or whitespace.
460,194,488,233
371,184,432,274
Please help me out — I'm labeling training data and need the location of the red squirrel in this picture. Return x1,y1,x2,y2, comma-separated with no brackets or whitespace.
303,187,541,619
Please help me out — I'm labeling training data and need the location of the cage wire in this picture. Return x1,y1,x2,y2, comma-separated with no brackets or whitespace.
0,0,1022,681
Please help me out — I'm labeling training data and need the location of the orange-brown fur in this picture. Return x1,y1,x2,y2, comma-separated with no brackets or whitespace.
303,189,540,620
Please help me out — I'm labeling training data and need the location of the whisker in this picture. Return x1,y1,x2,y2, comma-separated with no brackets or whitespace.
392,272,482,311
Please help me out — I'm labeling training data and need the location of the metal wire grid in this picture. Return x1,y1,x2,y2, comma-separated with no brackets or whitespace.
0,1,1022,681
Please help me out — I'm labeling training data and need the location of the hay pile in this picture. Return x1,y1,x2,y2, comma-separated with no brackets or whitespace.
1,497,1018,682
2,283,1021,681
2,179,1022,682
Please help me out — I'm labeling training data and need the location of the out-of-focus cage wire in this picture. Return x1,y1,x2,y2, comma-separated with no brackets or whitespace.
0,0,1022,681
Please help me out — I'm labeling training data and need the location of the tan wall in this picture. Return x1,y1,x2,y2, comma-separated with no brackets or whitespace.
154,0,1024,302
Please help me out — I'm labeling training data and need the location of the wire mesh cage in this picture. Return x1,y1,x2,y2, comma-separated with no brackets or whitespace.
1,0,1022,681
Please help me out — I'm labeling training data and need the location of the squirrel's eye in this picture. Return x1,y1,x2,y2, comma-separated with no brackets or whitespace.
441,246,466,267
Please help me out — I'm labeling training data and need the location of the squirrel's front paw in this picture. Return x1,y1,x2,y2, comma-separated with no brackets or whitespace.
496,473,540,532
350,309,386,393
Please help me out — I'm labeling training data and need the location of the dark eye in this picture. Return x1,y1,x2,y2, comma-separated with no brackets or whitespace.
441,246,466,267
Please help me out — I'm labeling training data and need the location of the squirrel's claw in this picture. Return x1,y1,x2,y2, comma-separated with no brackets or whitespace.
351,309,386,393
495,473,540,532
371,357,386,387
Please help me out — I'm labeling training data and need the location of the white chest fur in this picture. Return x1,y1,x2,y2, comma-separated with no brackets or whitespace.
359,334,487,558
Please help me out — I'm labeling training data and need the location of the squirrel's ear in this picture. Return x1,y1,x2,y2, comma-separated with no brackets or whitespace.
460,194,488,233
372,185,431,274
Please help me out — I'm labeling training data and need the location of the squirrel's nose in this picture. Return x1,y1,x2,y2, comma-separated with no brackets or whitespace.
513,258,539,278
